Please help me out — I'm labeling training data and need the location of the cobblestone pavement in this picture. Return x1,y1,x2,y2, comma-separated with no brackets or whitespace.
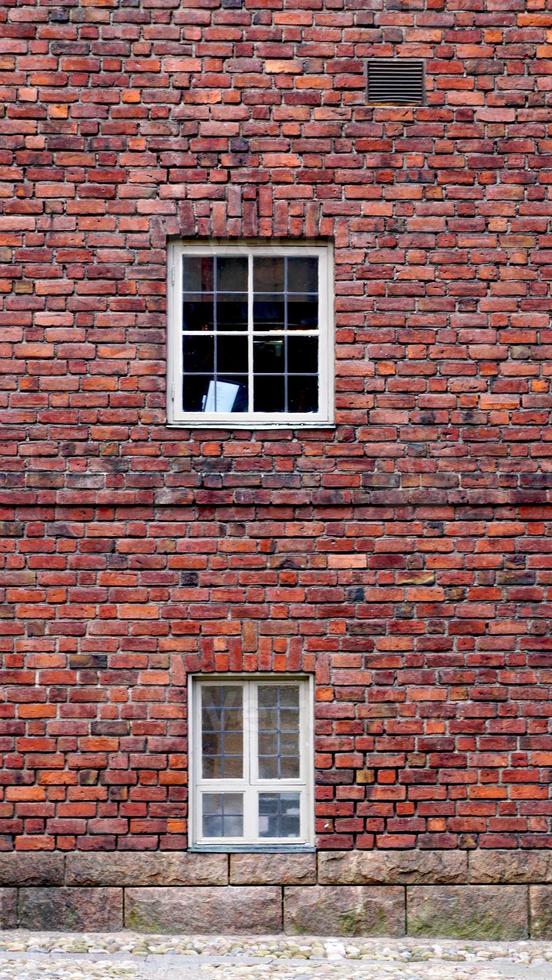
1,933,552,979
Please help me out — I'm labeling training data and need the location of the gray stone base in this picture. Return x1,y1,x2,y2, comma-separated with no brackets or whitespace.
1,850,552,938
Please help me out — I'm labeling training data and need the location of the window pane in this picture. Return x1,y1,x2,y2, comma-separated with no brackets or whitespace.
216,293,247,331
217,336,248,374
288,376,318,414
183,375,212,412
287,337,318,375
258,685,300,779
253,295,285,331
182,256,214,293
183,336,214,374
254,338,284,374
201,686,243,778
287,295,318,330
259,792,300,839
202,793,243,838
183,296,214,332
254,375,285,413
217,256,247,292
287,256,318,293
254,257,285,293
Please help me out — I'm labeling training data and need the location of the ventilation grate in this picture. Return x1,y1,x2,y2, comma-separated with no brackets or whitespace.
367,59,425,105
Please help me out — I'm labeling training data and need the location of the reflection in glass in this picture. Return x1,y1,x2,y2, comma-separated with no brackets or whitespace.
254,338,284,374
182,256,214,293
259,792,300,839
201,686,243,778
217,256,247,292
287,257,318,293
258,685,300,779
254,257,285,293
183,296,214,332
203,793,243,838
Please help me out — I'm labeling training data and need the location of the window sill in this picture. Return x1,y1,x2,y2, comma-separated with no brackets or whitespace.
166,420,336,430
190,843,316,853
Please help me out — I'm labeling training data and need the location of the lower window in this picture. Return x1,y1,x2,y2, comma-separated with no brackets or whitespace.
190,675,313,848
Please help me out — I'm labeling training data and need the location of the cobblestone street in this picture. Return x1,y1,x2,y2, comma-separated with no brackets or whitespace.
1,933,552,980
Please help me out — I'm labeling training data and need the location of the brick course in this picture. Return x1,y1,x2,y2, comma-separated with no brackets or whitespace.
0,0,551,871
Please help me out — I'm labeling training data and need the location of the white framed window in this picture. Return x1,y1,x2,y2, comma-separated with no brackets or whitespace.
167,242,334,427
189,675,314,849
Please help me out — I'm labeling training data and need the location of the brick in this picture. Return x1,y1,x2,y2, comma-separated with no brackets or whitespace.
407,886,528,940
125,887,281,934
284,886,404,936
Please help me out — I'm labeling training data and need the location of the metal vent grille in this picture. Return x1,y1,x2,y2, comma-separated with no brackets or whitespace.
367,59,425,105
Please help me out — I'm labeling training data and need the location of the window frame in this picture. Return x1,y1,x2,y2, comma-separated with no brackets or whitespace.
188,674,315,852
167,241,334,428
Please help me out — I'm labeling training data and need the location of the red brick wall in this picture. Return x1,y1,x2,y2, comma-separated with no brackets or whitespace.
1,0,551,853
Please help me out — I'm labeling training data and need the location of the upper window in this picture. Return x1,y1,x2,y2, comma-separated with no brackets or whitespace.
190,676,314,849
167,242,334,427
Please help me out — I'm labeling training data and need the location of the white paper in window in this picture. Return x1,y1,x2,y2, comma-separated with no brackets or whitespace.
202,380,240,413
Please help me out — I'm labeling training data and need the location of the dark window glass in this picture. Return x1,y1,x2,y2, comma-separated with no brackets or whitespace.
254,375,285,413
183,296,214,332
182,256,214,293
254,257,285,293
254,338,285,374
217,256,247,292
258,792,300,839
216,293,248,331
287,257,318,293
287,295,318,330
183,336,214,374
288,377,318,413
287,337,318,374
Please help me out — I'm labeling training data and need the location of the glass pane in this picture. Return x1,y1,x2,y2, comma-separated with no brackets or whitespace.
287,337,318,375
201,686,243,779
254,296,285,331
182,256,214,293
254,338,284,374
257,685,300,779
287,256,318,293
217,336,248,374
288,376,318,414
202,793,243,838
254,375,285,413
217,256,247,292
259,792,300,839
183,375,211,412
216,293,247,331
183,296,214,332
183,336,214,374
254,256,284,293
215,376,248,413
287,295,318,330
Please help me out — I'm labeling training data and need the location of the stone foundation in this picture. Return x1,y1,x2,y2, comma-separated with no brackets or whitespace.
0,851,551,938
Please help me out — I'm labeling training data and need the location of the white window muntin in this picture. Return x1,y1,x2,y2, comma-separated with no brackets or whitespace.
167,242,334,427
190,675,314,847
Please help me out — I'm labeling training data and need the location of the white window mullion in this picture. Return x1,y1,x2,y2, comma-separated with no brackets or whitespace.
247,251,254,414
